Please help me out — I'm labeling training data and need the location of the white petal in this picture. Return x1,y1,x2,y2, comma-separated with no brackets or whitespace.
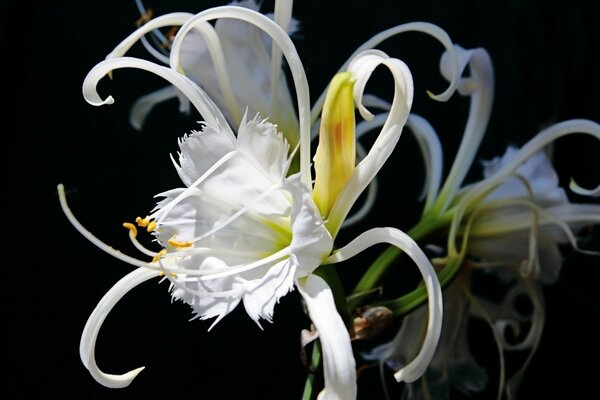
434,46,494,213
488,119,600,183
243,257,296,326
170,256,242,328
407,114,444,213
285,176,333,277
80,268,160,388
310,21,459,120
129,86,187,131
570,179,600,197
297,274,357,400
325,227,443,383
175,126,236,187
482,147,567,205
82,56,234,138
106,13,193,59
236,113,289,180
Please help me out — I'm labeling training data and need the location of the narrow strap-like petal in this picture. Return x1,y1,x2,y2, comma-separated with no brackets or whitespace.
80,268,160,388
297,274,357,400
433,46,494,214
310,22,459,121
82,56,234,138
324,227,443,383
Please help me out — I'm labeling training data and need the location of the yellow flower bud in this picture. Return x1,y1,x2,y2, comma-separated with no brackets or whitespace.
312,72,356,218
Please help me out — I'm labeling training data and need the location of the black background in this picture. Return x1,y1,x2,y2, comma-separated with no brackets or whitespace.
3,0,600,398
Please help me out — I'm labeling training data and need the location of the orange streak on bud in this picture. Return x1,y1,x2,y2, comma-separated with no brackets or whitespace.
312,72,356,218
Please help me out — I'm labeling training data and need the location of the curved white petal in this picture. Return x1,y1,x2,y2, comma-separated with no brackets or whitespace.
434,46,494,213
270,0,294,122
82,56,234,138
489,119,600,183
297,274,356,400
325,227,443,383
327,50,413,237
106,13,193,59
407,114,444,213
129,85,187,131
170,6,311,186
569,179,600,197
310,22,459,121
80,268,160,388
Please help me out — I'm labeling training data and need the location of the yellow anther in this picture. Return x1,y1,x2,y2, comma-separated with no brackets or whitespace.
168,238,193,248
152,249,167,263
158,270,177,278
135,217,150,227
146,221,157,233
122,222,138,238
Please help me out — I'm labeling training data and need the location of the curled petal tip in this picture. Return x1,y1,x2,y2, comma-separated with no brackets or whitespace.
90,366,146,389
426,88,451,102
569,178,600,197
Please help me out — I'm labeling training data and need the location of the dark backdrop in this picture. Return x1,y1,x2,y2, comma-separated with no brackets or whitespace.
4,0,599,398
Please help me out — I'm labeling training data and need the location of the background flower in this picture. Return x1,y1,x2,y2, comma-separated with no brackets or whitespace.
5,0,600,398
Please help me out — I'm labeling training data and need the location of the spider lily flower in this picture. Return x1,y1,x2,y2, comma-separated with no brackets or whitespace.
61,5,444,398
464,146,600,283
115,0,300,149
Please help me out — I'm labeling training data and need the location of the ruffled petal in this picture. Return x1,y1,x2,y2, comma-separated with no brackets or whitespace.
285,176,333,277
243,257,297,326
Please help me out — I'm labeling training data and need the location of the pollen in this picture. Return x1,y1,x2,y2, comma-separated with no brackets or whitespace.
146,221,157,233
135,217,150,227
152,249,167,263
168,238,193,248
122,222,138,238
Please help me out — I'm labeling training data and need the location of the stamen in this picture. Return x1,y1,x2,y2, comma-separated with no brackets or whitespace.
57,184,161,271
168,238,193,248
146,221,157,232
123,222,138,238
135,217,150,227
152,249,168,263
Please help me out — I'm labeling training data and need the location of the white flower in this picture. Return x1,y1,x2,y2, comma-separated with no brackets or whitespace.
60,4,445,399
467,146,600,283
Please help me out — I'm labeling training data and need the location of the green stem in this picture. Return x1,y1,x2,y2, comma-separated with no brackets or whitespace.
375,255,464,316
301,341,322,400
